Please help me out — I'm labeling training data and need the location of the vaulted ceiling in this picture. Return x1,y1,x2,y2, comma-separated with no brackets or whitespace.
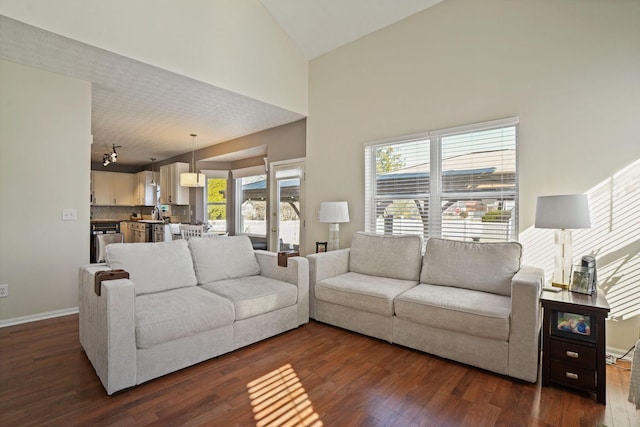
0,1,442,166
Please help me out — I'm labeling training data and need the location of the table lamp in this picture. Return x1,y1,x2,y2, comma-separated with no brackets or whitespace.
318,201,350,251
535,194,591,288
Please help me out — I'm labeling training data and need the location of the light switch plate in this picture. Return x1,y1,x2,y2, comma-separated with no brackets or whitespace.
62,208,77,221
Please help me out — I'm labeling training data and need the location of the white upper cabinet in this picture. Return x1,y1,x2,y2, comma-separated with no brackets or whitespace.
134,171,158,206
91,171,134,206
159,162,189,205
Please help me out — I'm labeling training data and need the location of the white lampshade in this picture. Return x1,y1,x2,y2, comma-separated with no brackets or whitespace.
318,202,350,223
180,172,206,188
535,194,591,229
535,194,591,288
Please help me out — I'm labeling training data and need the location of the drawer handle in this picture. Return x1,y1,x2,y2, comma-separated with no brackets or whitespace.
565,372,579,380
566,350,579,358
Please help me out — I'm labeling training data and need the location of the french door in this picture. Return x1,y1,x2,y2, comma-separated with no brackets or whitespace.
269,160,305,253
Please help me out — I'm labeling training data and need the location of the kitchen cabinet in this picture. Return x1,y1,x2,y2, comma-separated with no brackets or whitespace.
113,173,133,206
91,171,110,205
130,222,148,243
159,162,189,205
153,224,165,242
91,171,133,206
120,221,133,243
134,171,158,206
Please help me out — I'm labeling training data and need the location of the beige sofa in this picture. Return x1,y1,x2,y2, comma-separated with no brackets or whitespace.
307,232,544,383
79,236,308,395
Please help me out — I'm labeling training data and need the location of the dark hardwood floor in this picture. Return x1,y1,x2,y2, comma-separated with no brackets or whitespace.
0,314,637,426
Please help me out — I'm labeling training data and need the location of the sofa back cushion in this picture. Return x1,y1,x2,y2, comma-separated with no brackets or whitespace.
349,232,423,281
420,238,522,296
189,235,260,285
105,240,197,296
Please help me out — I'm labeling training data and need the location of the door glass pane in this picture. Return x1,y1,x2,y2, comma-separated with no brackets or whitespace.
239,175,267,236
278,178,300,251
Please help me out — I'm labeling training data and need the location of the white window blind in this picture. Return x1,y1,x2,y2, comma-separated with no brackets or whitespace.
365,118,518,245
365,137,430,238
202,169,229,179
232,165,266,179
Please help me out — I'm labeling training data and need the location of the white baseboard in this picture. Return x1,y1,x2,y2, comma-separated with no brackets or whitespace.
607,345,636,362
0,307,78,328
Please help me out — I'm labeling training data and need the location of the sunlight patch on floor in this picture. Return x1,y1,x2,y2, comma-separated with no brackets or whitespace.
247,363,322,427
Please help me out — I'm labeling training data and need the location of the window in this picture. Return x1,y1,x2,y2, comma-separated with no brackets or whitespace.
236,173,267,236
365,118,518,245
207,177,227,233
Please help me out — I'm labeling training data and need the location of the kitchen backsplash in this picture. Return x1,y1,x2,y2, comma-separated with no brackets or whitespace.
91,205,190,223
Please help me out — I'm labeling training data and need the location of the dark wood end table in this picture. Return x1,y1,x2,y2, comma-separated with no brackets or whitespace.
541,289,610,404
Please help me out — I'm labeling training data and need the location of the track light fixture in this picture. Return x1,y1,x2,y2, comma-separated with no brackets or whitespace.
102,144,121,167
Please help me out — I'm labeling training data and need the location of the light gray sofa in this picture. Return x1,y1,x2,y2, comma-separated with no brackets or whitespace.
79,236,308,395
307,232,544,383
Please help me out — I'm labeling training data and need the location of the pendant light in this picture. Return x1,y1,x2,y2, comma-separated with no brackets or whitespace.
180,133,205,187
149,158,158,186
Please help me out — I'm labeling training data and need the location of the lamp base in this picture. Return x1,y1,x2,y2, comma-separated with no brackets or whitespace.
551,229,573,290
550,281,569,289
328,223,340,251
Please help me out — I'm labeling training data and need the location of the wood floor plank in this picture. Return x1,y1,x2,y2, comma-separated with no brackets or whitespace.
0,315,637,426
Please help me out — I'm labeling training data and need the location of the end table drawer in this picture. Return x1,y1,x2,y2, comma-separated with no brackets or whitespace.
550,339,596,369
550,361,596,389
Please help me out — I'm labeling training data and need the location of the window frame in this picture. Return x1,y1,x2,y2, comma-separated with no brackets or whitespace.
365,117,519,244
234,172,268,238
205,175,228,234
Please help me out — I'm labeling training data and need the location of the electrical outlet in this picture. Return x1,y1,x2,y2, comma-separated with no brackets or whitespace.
0,284,8,298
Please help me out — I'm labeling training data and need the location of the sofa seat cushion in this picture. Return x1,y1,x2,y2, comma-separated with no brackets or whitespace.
395,283,511,341
189,235,260,285
135,286,235,349
201,276,298,321
349,232,423,281
106,240,197,296
420,238,522,296
315,272,417,317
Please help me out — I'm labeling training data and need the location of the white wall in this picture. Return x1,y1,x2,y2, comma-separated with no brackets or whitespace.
0,59,91,322
0,0,308,115
306,0,640,351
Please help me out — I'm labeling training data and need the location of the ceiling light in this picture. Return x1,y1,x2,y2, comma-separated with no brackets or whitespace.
180,134,205,187
150,157,158,186
102,144,121,167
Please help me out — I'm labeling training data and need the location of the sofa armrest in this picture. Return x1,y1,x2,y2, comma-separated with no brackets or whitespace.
96,278,137,394
306,248,350,319
79,264,110,360
79,264,136,395
255,250,309,326
508,265,544,382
